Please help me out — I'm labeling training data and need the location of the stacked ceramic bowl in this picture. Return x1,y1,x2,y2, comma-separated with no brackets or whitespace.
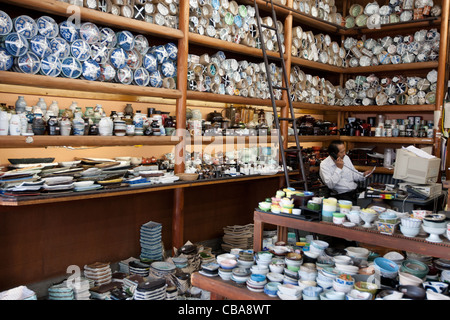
268,258,285,274
246,273,267,293
332,274,355,293
140,221,163,261
316,269,336,290
0,10,178,88
237,250,255,269
263,281,280,297
401,259,429,280
285,252,303,273
400,217,422,237
83,262,112,287
231,267,250,284
47,282,74,300
277,283,302,300
133,278,166,300
302,285,323,300
422,213,448,243
292,0,342,25
298,263,318,286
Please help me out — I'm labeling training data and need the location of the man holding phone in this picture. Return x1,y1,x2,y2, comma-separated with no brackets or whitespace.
319,140,373,203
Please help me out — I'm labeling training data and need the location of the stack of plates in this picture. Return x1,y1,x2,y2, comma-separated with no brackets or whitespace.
165,286,178,300
221,224,254,252
246,274,267,292
149,261,176,279
83,262,112,287
140,221,163,261
70,278,91,300
133,278,166,300
118,257,139,274
434,259,450,271
122,274,146,295
199,262,219,277
129,260,151,277
48,282,74,300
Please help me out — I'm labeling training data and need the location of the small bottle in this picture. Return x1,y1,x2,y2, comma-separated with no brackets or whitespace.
133,110,144,136
48,100,59,117
32,113,46,135
72,112,85,136
125,114,134,136
9,113,21,136
60,117,72,136
47,115,59,136
0,110,9,135
98,114,112,136
15,96,27,114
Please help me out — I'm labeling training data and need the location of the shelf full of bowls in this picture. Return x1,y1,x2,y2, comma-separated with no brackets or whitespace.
342,29,440,69
292,0,343,26
56,0,179,29
344,0,442,29
341,70,438,106
189,1,284,54
0,10,178,90
186,50,283,100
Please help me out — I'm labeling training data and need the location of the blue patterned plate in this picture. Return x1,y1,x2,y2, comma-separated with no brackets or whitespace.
165,42,177,60
82,59,101,81
0,10,13,36
149,70,163,88
13,15,37,39
100,27,117,48
150,45,168,64
61,57,82,78
40,54,62,77
133,67,150,86
71,39,91,61
126,48,142,69
117,30,135,51
0,47,13,70
50,37,70,59
30,34,52,59
90,43,108,65
99,63,116,82
143,52,158,73
160,60,176,78
116,65,133,85
37,16,59,39
109,47,128,69
3,32,28,57
15,51,41,74
134,34,149,55
79,22,100,45
59,20,79,43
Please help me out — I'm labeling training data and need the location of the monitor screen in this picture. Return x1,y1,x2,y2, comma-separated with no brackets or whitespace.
393,148,441,184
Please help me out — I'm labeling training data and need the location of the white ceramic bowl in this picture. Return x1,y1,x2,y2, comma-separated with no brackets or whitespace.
345,246,370,259
333,255,352,265
278,284,301,296
346,212,362,224
426,290,450,300
73,180,94,188
398,271,423,286
400,225,421,237
216,253,236,264
401,217,422,228
266,272,284,282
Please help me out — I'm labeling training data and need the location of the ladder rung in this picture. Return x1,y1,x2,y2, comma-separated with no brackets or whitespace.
267,55,284,62
272,86,288,90
285,148,301,152
261,24,277,31
278,117,295,121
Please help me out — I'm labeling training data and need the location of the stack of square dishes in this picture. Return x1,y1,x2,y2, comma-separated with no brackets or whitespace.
140,221,163,261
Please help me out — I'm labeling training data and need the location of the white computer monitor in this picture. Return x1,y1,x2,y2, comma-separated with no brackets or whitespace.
393,148,441,184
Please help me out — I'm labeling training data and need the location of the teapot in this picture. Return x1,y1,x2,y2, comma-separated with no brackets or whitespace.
207,110,223,122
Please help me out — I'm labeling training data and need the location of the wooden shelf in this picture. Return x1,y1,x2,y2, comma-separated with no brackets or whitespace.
340,136,434,145
0,72,182,100
186,90,286,107
190,135,279,145
341,104,436,113
344,61,439,74
291,56,344,73
290,10,345,34
253,210,450,259
344,17,442,36
0,135,182,148
2,0,184,40
292,102,342,112
354,165,394,175
288,135,338,143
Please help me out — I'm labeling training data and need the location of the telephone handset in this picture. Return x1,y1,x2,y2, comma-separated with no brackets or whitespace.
330,152,338,160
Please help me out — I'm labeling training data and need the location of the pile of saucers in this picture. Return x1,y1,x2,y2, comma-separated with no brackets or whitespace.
128,260,151,277
68,277,91,300
47,282,74,300
83,262,112,287
133,278,166,300
246,274,267,293
140,221,163,261
231,267,250,284
149,261,176,279
199,262,220,277
277,283,302,300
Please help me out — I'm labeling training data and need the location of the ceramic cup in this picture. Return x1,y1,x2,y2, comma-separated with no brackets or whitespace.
292,208,301,215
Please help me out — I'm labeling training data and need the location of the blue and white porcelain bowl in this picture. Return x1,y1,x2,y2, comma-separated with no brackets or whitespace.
117,30,135,51
59,20,79,43
50,37,70,59
90,43,108,65
0,47,13,71
37,16,59,39
71,39,91,61
40,54,62,77
126,49,142,69
116,65,133,85
30,34,52,59
149,70,163,87
79,22,100,45
142,52,158,72
0,10,13,36
133,67,150,86
82,59,101,81
15,51,41,74
134,34,149,55
109,47,128,69
100,27,117,48
165,42,178,60
160,60,176,78
13,15,37,39
99,63,116,82
3,32,28,57
150,45,168,64
61,56,82,78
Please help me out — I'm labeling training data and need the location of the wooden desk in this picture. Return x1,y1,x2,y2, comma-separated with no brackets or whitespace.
253,210,450,259
190,272,278,300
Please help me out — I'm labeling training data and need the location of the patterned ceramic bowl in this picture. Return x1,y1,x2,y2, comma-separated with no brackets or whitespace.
15,51,41,74
134,34,149,55
37,16,59,39
59,20,79,43
117,30,135,51
90,43,108,65
142,52,158,72
151,45,169,64
133,67,150,86
50,37,70,59
40,54,62,77
30,34,52,59
61,56,82,78
79,22,100,45
100,27,117,48
0,10,13,36
71,39,91,61
116,65,133,85
165,42,178,60
13,15,37,39
149,70,163,87
109,47,128,69
160,60,176,78
0,47,13,70
82,59,101,81
99,63,116,82
3,32,29,57
126,48,142,70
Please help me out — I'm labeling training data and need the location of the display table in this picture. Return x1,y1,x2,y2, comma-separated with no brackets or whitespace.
253,210,450,259
357,192,444,213
190,272,278,300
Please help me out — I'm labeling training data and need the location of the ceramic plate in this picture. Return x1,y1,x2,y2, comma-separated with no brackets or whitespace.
61,57,82,78
117,30,135,51
82,59,101,81
100,27,117,48
59,20,79,43
3,33,28,57
0,10,13,36
15,52,41,74
71,39,91,61
40,54,62,77
50,37,70,59
109,47,128,69
37,16,59,39
133,67,150,86
0,48,14,71
13,15,37,39
143,52,158,73
79,22,100,45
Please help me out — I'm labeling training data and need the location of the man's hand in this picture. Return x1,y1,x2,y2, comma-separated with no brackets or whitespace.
363,170,372,177
335,157,344,169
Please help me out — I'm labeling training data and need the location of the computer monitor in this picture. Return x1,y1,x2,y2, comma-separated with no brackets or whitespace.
393,148,441,184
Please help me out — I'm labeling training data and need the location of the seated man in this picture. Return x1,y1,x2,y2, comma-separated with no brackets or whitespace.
319,140,372,203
